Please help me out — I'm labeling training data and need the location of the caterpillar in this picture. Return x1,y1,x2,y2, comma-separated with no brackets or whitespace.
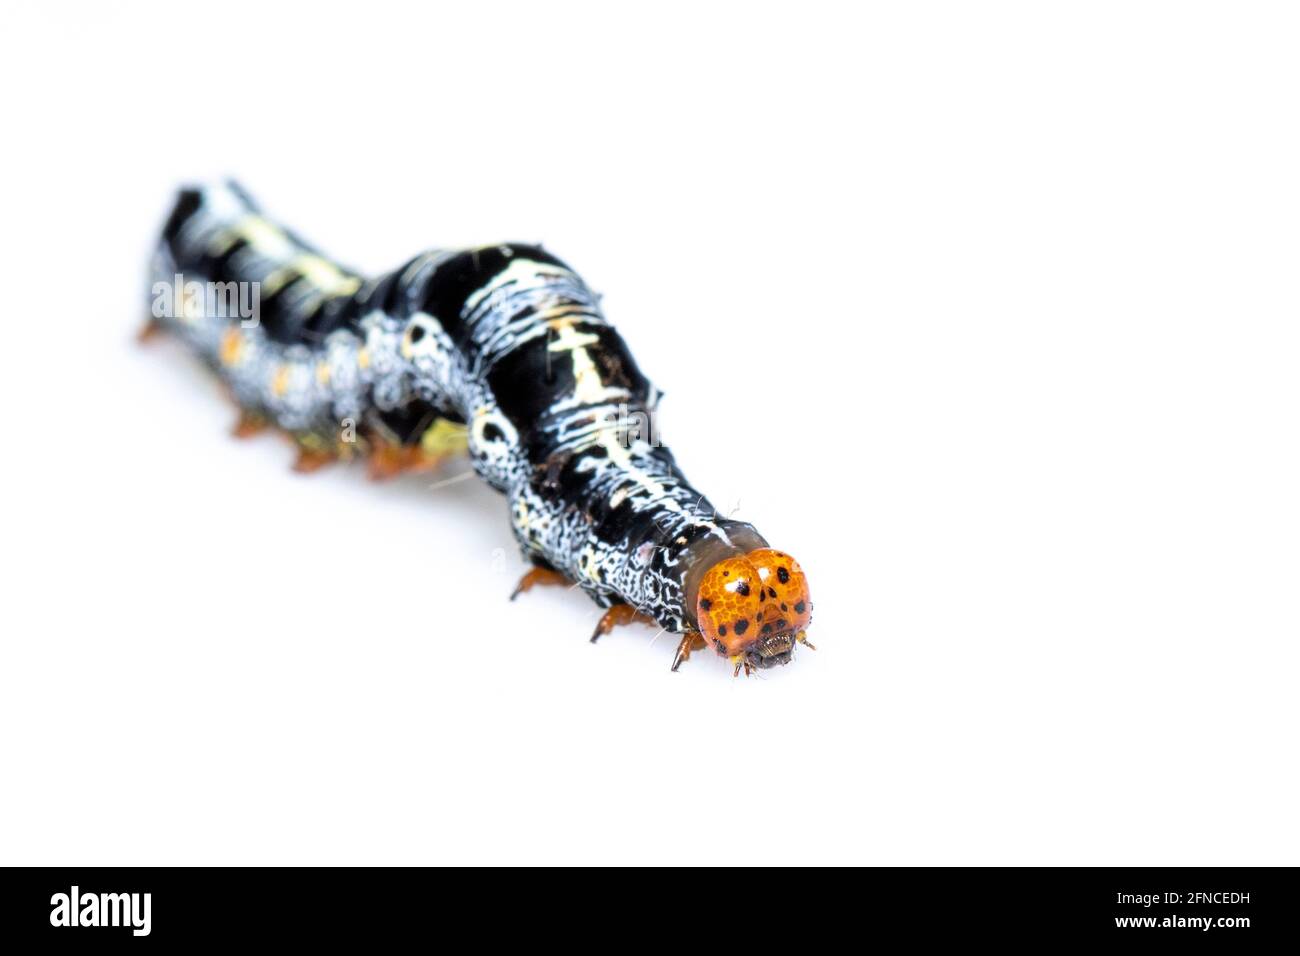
145,182,814,675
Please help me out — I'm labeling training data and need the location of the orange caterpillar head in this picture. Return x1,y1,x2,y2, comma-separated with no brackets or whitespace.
695,548,813,671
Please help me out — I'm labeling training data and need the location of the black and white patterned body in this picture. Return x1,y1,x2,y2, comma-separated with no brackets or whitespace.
151,183,765,633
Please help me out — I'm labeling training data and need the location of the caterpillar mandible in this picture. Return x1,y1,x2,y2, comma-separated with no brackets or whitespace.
145,182,814,675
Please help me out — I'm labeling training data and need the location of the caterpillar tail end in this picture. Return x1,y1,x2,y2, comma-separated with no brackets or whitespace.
232,410,268,439
137,318,165,344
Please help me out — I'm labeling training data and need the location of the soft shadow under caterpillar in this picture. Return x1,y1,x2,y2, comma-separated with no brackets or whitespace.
146,182,814,675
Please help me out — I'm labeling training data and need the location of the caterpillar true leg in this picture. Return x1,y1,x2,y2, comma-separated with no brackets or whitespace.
509,566,568,601
670,632,708,672
588,605,656,643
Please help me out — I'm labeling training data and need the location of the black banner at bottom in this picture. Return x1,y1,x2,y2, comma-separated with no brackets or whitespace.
0,867,1293,946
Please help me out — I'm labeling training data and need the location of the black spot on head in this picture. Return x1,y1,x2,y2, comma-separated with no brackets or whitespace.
700,598,711,611
408,324,426,344
757,612,764,621
722,570,729,576
794,601,806,614
735,581,750,597
482,422,504,442
768,587,778,599
780,602,788,611
718,625,727,637
734,619,749,635
777,567,790,584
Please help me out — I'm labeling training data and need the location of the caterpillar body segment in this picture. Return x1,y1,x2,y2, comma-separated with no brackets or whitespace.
149,182,813,673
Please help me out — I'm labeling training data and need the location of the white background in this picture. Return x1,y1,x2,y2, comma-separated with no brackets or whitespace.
1,1,1296,865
